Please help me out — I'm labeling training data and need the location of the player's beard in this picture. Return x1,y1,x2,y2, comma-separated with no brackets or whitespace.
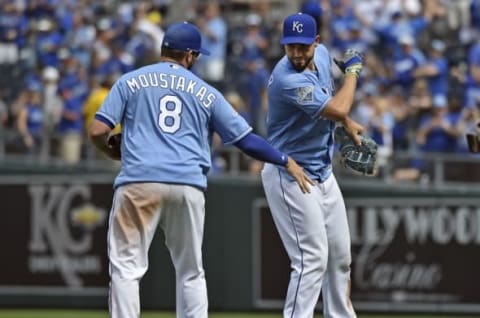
289,55,314,72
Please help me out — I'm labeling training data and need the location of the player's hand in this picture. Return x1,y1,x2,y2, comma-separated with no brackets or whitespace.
333,49,364,77
285,157,315,194
342,117,364,146
23,134,34,148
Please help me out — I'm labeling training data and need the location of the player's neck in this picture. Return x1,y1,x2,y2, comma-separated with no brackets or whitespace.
306,59,316,71
160,57,187,68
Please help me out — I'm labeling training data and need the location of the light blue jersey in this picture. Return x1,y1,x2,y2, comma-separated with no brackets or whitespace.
267,44,335,181
97,62,252,190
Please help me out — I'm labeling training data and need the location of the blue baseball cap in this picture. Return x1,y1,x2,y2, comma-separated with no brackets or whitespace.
301,1,322,19
162,21,210,55
281,13,317,45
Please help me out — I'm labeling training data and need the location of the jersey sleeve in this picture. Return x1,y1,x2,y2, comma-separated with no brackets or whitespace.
95,81,127,127
211,95,252,145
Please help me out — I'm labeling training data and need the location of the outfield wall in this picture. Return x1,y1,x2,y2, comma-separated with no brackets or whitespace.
1,174,479,314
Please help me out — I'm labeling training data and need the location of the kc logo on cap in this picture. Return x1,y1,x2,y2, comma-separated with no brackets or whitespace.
292,21,303,33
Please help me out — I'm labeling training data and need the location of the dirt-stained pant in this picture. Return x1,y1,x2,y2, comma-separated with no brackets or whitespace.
108,183,207,318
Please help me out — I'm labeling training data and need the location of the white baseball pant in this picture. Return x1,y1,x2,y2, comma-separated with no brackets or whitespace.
261,163,356,318
108,182,208,318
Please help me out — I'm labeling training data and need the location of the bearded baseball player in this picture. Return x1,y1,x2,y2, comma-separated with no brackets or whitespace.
88,21,312,318
261,13,364,318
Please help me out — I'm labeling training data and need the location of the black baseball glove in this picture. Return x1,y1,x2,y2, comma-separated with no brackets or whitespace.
334,126,377,176
106,132,122,160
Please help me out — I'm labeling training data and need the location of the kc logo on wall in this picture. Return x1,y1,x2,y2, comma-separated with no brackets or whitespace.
0,180,113,296
28,185,106,287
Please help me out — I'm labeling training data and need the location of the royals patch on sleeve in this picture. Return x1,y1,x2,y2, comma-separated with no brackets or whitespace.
296,86,314,104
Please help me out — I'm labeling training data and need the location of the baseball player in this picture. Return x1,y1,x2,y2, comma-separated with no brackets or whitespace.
88,21,312,318
261,13,364,318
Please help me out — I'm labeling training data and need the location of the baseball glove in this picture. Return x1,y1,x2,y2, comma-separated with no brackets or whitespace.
106,132,122,160
335,126,377,176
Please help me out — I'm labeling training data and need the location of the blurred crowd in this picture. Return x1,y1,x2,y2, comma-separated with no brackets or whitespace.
1,0,480,181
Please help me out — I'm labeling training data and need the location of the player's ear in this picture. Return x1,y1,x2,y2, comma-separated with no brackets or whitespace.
185,51,195,69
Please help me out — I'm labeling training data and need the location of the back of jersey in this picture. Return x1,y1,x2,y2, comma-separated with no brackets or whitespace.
97,62,228,190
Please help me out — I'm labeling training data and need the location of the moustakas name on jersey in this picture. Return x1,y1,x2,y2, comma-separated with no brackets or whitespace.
125,69,216,109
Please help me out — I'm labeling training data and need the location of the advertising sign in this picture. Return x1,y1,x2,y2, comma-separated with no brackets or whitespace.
253,197,480,313
0,181,112,296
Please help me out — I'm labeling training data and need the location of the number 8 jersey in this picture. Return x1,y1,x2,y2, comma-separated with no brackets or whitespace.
96,62,252,190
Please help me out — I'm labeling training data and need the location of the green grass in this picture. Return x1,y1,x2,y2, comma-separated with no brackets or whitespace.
0,311,479,318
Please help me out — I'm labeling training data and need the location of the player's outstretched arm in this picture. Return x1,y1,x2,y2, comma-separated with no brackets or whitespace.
234,132,314,193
